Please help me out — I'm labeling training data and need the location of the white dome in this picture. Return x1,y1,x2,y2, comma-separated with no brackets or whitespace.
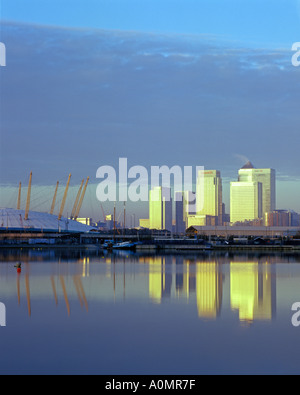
0,208,95,233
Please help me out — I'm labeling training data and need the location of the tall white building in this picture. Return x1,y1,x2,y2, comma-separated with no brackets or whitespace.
238,162,276,217
230,162,275,224
149,187,172,232
196,170,223,225
230,181,262,223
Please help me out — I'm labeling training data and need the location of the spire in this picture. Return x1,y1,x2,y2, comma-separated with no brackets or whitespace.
241,161,255,169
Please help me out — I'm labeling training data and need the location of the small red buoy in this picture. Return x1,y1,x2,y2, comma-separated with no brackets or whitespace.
17,268,21,274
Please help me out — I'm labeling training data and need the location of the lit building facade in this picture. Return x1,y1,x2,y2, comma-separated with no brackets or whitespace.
149,187,172,232
187,214,218,228
139,218,150,228
230,162,275,224
76,217,94,226
230,182,262,223
196,170,223,225
238,162,276,219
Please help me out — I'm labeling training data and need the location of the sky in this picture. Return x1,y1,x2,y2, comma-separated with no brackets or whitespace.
1,0,300,47
0,0,300,220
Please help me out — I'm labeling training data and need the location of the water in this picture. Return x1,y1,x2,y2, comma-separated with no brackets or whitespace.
0,248,300,375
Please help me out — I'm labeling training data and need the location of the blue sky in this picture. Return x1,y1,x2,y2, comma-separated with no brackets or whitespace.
0,1,300,220
2,0,300,47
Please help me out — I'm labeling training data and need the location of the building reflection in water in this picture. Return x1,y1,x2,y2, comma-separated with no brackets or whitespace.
148,256,172,304
195,262,223,320
147,255,276,323
230,261,276,324
81,257,90,278
175,256,196,299
148,256,224,320
5,252,278,323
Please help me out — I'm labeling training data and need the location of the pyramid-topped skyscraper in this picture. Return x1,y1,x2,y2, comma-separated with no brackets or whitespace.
240,161,255,170
230,162,276,224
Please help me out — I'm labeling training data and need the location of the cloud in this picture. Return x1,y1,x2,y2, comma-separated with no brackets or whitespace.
234,154,250,166
0,21,300,213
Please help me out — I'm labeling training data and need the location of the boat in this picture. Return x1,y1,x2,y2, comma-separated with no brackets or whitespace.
102,240,115,250
112,241,137,250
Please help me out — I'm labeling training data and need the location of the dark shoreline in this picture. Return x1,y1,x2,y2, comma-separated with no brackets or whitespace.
0,244,299,252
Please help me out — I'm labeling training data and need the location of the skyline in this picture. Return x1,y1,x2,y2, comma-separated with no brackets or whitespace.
0,160,298,226
1,2,300,378
0,1,300,219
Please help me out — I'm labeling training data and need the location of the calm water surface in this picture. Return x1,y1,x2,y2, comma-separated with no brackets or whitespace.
0,248,300,375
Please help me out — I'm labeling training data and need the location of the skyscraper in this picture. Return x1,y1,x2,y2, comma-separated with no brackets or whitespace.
238,162,276,217
196,170,223,225
149,186,172,232
230,181,262,223
230,162,275,224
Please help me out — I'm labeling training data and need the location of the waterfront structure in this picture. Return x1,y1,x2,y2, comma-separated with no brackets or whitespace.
185,225,299,238
175,194,184,234
149,187,172,232
265,210,300,227
238,162,276,219
230,181,262,223
0,208,95,232
105,215,114,230
289,211,300,226
187,215,218,228
9,171,91,229
222,203,230,224
76,218,94,226
139,219,150,228
196,170,223,225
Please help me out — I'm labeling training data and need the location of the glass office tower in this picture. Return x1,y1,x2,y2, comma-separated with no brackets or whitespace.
149,186,172,232
230,181,263,223
196,170,223,225
238,162,276,217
